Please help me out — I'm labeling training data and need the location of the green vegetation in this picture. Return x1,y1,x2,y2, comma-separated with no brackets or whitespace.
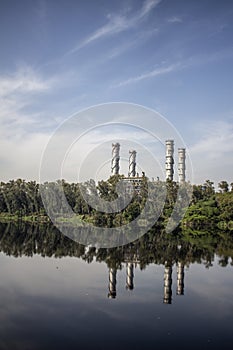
0,221,232,268
0,177,232,235
182,180,233,232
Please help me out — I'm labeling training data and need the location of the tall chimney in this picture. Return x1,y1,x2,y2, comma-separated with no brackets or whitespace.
111,143,120,175
129,150,136,177
165,140,174,181
178,148,186,183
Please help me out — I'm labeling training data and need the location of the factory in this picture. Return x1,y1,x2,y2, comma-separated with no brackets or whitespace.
107,141,187,301
110,140,186,184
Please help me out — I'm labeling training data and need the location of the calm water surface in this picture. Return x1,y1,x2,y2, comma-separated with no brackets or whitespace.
0,223,232,350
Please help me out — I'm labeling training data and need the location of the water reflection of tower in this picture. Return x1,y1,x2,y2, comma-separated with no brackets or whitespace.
126,263,134,290
108,268,117,299
176,262,184,295
163,263,172,304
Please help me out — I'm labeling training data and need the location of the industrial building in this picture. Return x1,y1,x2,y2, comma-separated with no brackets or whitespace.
107,141,187,301
110,140,186,185
165,140,174,181
111,143,120,175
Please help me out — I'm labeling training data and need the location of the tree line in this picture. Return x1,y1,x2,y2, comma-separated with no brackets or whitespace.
0,177,232,232
0,221,232,268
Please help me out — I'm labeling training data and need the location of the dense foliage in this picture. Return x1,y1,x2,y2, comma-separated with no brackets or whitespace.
0,177,232,234
0,222,232,268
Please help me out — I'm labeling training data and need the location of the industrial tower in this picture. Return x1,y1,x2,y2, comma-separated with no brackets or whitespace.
111,143,120,175
178,148,186,183
128,150,136,177
165,140,174,181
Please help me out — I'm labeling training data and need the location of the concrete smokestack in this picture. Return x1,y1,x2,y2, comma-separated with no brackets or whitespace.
165,140,174,181
111,143,120,175
176,262,184,295
178,148,186,183
108,268,117,299
129,150,136,177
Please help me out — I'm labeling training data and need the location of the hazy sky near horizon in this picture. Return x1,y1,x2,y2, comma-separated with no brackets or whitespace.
0,0,233,185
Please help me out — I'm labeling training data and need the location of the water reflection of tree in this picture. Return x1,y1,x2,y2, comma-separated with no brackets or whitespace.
0,223,232,268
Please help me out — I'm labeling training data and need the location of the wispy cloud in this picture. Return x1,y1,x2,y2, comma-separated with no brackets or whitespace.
0,131,50,182
106,28,158,60
112,63,179,87
190,120,233,157
68,0,162,54
0,66,51,98
189,120,233,184
139,0,161,18
0,65,58,180
112,45,233,88
167,16,183,23
0,65,58,139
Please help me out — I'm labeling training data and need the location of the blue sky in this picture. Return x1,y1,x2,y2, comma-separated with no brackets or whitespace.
0,0,233,185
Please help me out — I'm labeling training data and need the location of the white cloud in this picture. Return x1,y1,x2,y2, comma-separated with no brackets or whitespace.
0,65,56,130
0,65,64,132
0,66,61,181
0,132,50,182
190,121,233,157
112,63,179,87
189,120,233,185
139,0,161,18
0,66,51,97
112,46,233,88
68,0,161,53
106,28,158,60
167,16,183,23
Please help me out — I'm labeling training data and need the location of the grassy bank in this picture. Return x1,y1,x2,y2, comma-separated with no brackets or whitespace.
0,213,50,223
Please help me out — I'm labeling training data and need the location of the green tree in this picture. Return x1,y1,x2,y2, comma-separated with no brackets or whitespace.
218,181,229,193
202,180,215,199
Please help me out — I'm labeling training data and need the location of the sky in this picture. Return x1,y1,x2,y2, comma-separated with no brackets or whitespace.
0,0,233,185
